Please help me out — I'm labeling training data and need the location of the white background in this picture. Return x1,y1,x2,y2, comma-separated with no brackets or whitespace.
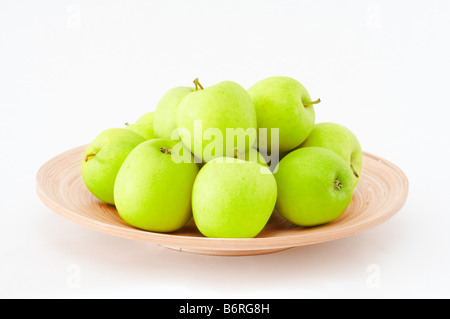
1,0,449,299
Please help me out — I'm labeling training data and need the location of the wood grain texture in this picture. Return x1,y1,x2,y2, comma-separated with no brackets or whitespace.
36,145,409,256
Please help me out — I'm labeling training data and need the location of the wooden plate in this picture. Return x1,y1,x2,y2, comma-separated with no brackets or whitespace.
36,145,408,256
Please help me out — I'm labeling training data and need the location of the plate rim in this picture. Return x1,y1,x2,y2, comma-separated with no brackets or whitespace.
36,145,409,252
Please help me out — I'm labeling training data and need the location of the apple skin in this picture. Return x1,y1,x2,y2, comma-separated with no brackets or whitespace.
153,87,194,140
114,138,199,232
247,76,316,153
234,147,268,166
299,122,362,188
274,147,354,227
126,112,155,140
82,128,147,205
192,157,277,238
176,81,257,162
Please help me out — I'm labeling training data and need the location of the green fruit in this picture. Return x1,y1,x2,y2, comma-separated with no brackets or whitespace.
247,76,319,153
82,128,146,205
234,147,268,166
153,87,194,140
126,112,155,140
300,122,363,188
274,147,354,227
114,139,199,232
192,157,277,238
176,79,257,162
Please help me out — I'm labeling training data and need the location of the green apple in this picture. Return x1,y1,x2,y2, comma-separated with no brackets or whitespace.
126,112,155,140
192,157,277,238
233,147,267,166
82,128,146,205
299,122,362,188
153,86,194,140
176,79,257,162
274,147,354,227
114,138,199,232
247,76,319,153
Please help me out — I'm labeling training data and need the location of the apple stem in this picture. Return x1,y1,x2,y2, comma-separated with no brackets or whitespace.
125,122,130,126
84,153,96,162
193,78,204,90
304,98,321,106
351,164,359,178
334,179,343,190
234,147,241,159
160,147,172,154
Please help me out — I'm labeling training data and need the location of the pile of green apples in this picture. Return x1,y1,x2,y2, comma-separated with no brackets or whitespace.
81,76,362,238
